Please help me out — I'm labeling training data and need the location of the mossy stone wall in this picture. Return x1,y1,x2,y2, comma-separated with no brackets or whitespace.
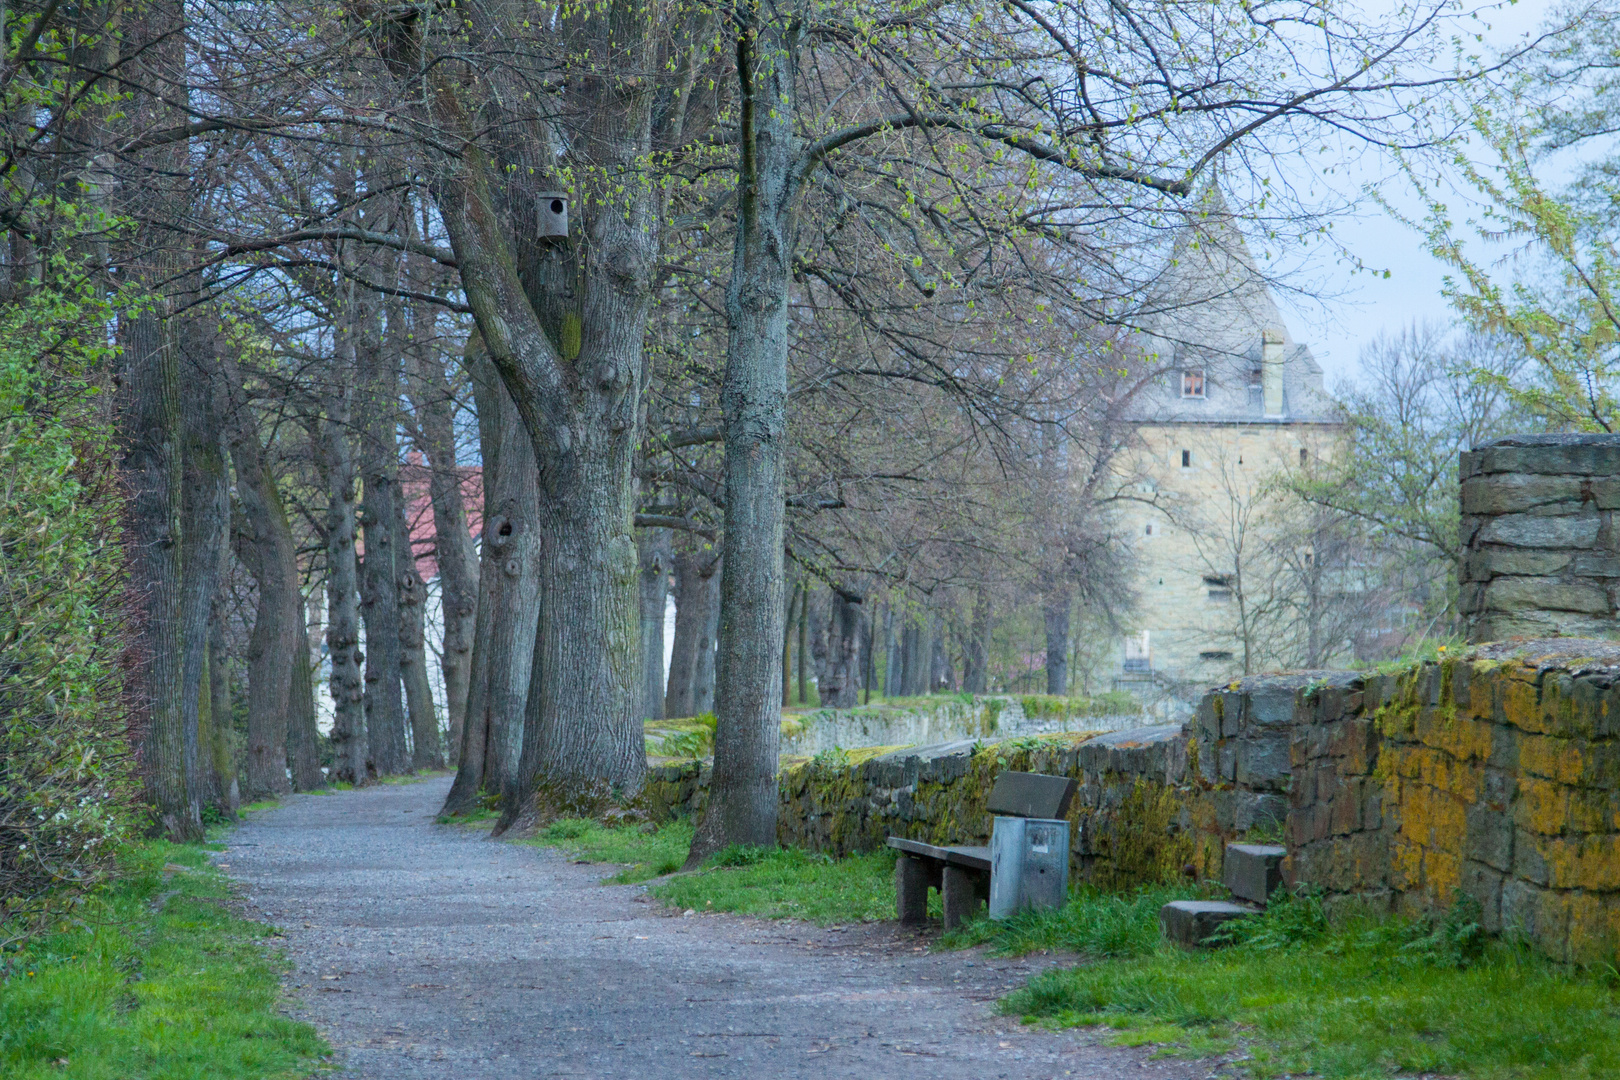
1288,641,1620,965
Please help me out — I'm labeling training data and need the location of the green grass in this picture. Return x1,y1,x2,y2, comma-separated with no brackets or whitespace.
942,884,1206,957
1000,888,1620,1079
0,841,328,1079
526,819,898,922
650,845,899,924
526,818,697,883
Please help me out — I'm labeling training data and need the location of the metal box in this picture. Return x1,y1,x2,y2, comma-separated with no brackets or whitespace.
988,816,1069,920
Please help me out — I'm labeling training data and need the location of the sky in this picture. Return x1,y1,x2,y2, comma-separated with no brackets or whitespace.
1267,1,1558,390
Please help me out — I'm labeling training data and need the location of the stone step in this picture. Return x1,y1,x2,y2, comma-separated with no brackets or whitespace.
1223,843,1286,904
1159,900,1255,947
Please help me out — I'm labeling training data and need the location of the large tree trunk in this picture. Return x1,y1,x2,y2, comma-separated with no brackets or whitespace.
688,20,803,864
637,529,671,720
176,323,227,824
320,334,367,786
396,491,443,770
404,341,479,756
224,358,301,801
114,0,200,842
356,288,408,776
370,2,708,827
1043,581,1072,696
963,587,991,694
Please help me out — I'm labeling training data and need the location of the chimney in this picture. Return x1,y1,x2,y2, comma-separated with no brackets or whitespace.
1261,328,1285,418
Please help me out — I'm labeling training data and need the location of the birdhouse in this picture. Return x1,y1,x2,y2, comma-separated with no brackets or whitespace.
538,192,568,240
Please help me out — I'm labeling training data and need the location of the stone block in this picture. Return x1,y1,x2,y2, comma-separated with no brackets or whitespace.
1247,682,1301,729
1159,900,1255,948
1512,829,1551,886
1235,736,1292,792
1468,434,1620,477
1459,859,1505,934
1464,800,1514,872
1460,473,1585,515
1476,512,1602,549
1572,551,1620,578
1482,577,1611,615
1451,663,1472,710
1234,792,1288,833
1224,843,1286,903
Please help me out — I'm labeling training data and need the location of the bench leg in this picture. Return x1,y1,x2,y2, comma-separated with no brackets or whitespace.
942,865,983,930
895,855,931,925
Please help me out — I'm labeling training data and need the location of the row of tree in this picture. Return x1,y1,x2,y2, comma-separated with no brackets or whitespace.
0,0,1573,885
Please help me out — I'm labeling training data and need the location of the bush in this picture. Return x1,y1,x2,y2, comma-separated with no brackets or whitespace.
0,284,133,929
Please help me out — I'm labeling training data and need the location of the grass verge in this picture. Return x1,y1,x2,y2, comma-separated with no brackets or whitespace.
1000,887,1620,1079
527,819,898,923
650,845,898,923
526,818,697,883
0,840,328,1079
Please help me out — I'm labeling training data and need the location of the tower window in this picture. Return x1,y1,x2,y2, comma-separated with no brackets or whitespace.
1181,449,1191,468
1144,523,1154,536
1181,369,1206,397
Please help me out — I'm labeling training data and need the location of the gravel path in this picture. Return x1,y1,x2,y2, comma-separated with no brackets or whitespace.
218,775,1221,1079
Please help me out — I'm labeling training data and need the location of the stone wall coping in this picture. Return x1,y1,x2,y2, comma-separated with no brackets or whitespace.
1467,637,1620,669
1087,724,1183,748
1473,433,1620,448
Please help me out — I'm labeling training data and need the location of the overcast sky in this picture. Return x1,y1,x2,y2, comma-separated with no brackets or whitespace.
1268,1,1556,390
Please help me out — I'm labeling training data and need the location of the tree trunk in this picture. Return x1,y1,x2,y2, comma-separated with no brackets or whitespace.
404,343,479,756
688,19,803,864
114,0,200,842
832,593,863,708
442,349,508,814
356,290,408,777
1043,582,1072,696
224,358,300,801
694,568,720,715
396,491,442,770
476,357,543,801
884,606,900,697
207,593,236,815
797,584,809,705
419,75,657,832
319,336,367,786
963,588,991,694
175,322,227,826
637,528,671,720
664,548,717,719
781,582,798,707
286,615,325,790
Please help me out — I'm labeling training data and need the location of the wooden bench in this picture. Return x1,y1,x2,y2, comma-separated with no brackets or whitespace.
886,771,1078,929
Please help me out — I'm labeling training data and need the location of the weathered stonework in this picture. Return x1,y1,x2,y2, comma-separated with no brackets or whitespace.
638,643,1620,965
1288,641,1620,964
1460,433,1620,642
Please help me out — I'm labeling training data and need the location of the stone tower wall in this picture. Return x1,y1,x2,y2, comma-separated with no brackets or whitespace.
1461,433,1620,642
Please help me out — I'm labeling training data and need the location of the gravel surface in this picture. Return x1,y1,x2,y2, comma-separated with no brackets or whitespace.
217,775,1226,1079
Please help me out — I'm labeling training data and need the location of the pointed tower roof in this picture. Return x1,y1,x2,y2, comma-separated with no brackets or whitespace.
1123,186,1336,425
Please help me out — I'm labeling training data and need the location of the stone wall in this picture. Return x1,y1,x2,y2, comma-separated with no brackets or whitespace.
1288,642,1620,964
1460,433,1620,642
639,644,1620,963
